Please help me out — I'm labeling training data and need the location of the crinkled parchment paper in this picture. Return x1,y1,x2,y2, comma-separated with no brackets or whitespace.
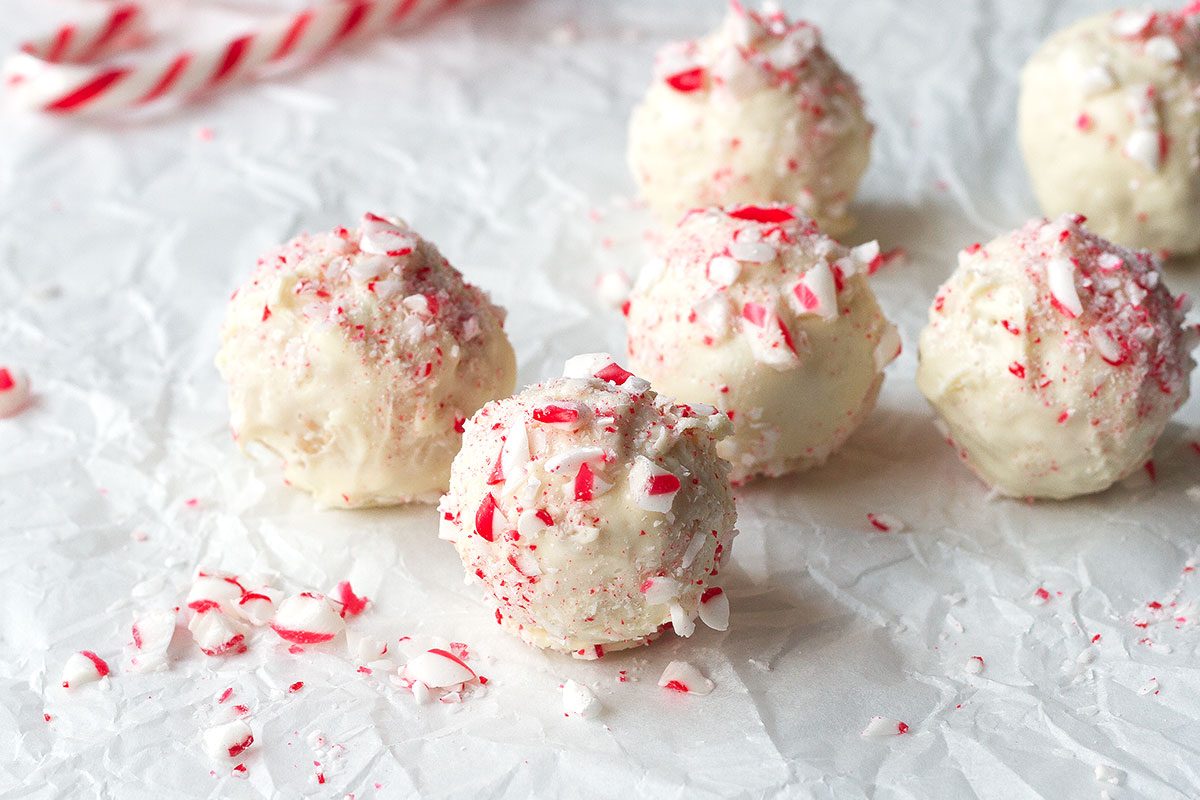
2,1,1199,797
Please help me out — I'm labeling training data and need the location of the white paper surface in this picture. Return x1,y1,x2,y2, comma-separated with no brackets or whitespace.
2,1,1200,798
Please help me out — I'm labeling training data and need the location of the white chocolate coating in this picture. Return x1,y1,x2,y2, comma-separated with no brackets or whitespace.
917,215,1197,500
1019,8,1200,253
438,355,737,658
628,1,873,235
217,214,516,508
626,205,899,485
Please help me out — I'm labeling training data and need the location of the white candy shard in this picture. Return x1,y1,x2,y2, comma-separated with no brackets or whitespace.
562,679,600,718
235,591,276,626
1144,35,1182,63
669,602,696,637
707,255,742,287
405,648,476,688
681,530,708,569
641,576,683,605
517,508,552,538
0,366,31,418
203,720,254,760
792,262,838,320
693,293,733,337
128,610,177,673
658,660,713,695
186,574,244,614
1047,257,1083,317
628,455,682,514
359,213,415,257
545,446,605,475
1110,10,1153,39
698,588,730,631
729,240,778,264
188,606,246,657
1124,128,1162,171
61,651,109,689
269,593,344,644
861,716,909,737
964,655,985,675
563,352,618,380
1094,764,1124,785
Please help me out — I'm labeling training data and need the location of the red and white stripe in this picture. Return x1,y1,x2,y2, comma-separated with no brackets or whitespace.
4,0,480,115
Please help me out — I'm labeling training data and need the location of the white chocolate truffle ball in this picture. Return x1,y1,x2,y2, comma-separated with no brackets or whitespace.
628,1,873,235
217,214,516,508
917,214,1197,500
626,204,900,485
1019,8,1200,254
438,354,737,659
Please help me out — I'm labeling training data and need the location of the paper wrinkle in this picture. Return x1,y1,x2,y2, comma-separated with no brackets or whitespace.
3,0,1200,797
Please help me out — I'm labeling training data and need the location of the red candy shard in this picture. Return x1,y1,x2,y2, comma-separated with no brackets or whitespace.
665,67,706,93
475,494,498,541
81,650,110,678
532,405,580,424
574,462,596,502
741,302,768,327
333,581,369,617
647,473,681,496
700,586,724,603
535,509,554,526
728,206,795,224
228,734,254,758
0,369,14,391
594,362,633,386
663,680,689,693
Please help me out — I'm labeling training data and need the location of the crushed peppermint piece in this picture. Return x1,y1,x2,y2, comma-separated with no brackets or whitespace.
867,512,904,533
658,661,713,695
405,648,476,689
861,716,909,737
698,587,730,631
61,651,110,689
669,602,696,637
1047,257,1083,317
0,366,31,417
203,720,254,761
641,576,683,605
188,604,247,657
628,456,681,514
561,680,600,718
128,610,176,673
269,593,345,645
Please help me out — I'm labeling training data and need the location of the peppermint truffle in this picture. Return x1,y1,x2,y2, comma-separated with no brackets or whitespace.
626,204,900,485
438,354,737,659
1019,7,1200,254
917,215,1197,500
217,214,516,508
628,1,873,234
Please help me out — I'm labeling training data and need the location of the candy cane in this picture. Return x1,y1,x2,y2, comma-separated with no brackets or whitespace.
3,0,476,115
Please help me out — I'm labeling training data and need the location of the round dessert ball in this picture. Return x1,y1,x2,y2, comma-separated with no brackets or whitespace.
438,354,737,659
626,204,900,485
628,1,873,235
1019,7,1200,254
917,214,1197,500
217,213,516,508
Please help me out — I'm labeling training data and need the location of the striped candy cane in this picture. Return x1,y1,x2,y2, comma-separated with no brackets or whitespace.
3,0,476,114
